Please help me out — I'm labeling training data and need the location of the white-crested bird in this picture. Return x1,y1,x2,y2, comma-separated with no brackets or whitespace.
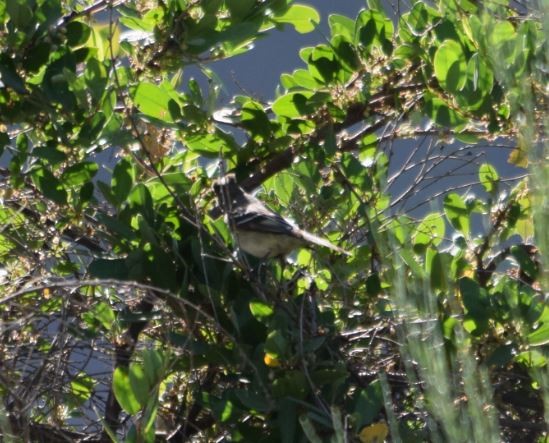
213,174,350,258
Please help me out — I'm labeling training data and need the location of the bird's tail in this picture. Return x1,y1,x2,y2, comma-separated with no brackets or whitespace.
298,229,351,256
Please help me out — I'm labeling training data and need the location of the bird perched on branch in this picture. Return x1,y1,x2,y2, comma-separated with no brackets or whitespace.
213,174,350,258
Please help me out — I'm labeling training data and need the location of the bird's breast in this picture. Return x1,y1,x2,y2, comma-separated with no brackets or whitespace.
235,230,305,258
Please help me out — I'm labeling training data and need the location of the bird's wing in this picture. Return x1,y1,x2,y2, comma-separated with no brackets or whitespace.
230,200,297,235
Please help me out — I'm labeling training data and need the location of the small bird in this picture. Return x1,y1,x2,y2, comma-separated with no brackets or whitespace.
213,174,349,258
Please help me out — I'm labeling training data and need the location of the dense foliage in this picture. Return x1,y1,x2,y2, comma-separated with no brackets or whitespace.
0,0,547,441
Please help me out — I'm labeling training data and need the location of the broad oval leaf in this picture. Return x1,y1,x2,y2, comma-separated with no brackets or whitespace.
61,162,98,187
249,300,274,319
479,163,499,193
413,212,445,251
328,14,355,42
133,82,180,122
444,193,470,237
31,166,68,204
272,91,315,117
272,4,320,34
434,39,466,93
113,367,142,415
184,131,238,155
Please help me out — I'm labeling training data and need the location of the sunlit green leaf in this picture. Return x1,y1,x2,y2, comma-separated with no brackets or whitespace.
184,131,238,155
444,193,470,237
249,300,274,319
273,4,320,34
133,82,180,122
515,350,547,367
423,92,466,128
272,91,315,117
61,162,98,187
113,367,142,415
70,373,94,403
143,349,165,388
89,301,116,330
479,163,499,193
356,9,394,54
407,2,439,36
430,252,453,291
413,212,445,251
129,363,150,406
434,39,467,93
328,14,355,42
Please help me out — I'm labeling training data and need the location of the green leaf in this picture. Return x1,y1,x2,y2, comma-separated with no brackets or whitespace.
413,213,445,251
444,193,470,236
120,6,163,32
249,300,274,319
479,163,499,193
127,184,154,223
342,152,372,189
328,14,355,42
400,248,426,278
459,277,490,333
459,53,494,110
407,2,439,36
6,0,33,29
273,4,320,34
129,363,150,406
112,158,134,205
353,380,383,428
265,330,288,359
527,321,549,346
70,373,94,403
304,44,341,84
332,36,359,73
113,367,142,415
275,398,297,442
511,245,538,281
66,21,91,47
143,349,165,387
133,82,180,122
488,20,517,67
61,162,98,187
434,39,467,93
280,69,320,90
272,91,315,117
271,172,295,206
240,99,272,139
32,144,67,165
184,131,238,155
355,9,394,54
272,371,308,399
515,350,547,367
429,252,453,291
423,92,466,128
31,167,68,204
84,57,108,103
226,0,257,21
90,301,116,330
